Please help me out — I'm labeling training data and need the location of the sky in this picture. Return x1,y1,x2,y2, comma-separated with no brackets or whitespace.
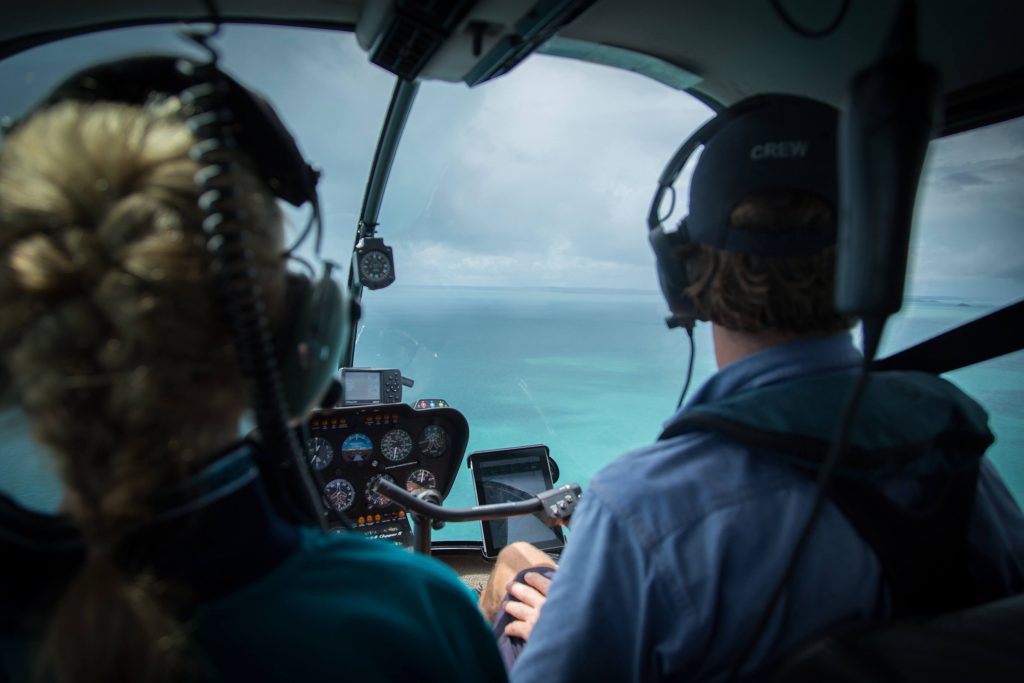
2,23,1021,305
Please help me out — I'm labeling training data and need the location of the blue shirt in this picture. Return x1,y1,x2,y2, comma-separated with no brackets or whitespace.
511,334,1024,682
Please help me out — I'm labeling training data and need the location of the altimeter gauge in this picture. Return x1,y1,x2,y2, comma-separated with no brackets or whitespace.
381,428,413,462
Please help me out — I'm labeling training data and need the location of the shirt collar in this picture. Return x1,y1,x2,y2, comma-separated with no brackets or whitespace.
666,332,862,427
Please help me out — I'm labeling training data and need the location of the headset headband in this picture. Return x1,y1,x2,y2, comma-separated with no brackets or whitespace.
15,55,319,209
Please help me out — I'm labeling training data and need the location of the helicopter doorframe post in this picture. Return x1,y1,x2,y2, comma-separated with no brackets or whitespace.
343,77,421,367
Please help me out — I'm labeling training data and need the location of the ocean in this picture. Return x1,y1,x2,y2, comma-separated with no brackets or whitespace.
356,286,1024,541
3,286,1021,543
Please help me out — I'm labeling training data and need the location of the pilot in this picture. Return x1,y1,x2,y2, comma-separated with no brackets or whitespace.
482,95,1024,681
0,80,506,680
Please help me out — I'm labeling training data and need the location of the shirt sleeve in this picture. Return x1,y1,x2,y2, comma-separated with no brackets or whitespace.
509,489,694,683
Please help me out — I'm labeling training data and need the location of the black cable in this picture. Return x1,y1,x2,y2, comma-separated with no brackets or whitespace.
283,203,320,257
198,0,222,26
725,316,885,680
676,325,696,410
770,0,852,39
287,253,316,279
178,26,328,531
659,185,677,225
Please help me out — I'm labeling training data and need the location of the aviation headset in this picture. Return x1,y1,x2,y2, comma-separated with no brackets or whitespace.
1,54,350,529
648,94,840,329
20,55,351,416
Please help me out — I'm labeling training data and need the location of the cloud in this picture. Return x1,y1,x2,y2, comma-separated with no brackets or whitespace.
376,54,711,288
908,119,1024,299
6,23,1019,302
935,170,990,190
394,240,656,289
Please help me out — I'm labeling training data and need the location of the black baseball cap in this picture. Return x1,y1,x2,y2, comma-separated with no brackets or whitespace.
685,94,839,256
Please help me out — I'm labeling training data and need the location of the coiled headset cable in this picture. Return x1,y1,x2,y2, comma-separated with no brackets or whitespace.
178,24,328,530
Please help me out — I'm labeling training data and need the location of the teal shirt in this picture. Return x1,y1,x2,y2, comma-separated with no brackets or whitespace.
1,455,507,683
193,528,507,682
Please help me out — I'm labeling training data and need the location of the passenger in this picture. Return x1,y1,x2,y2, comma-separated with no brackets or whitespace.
482,95,1024,681
0,97,506,681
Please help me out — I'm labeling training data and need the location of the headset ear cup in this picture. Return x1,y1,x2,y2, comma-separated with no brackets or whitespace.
649,220,701,325
277,273,347,418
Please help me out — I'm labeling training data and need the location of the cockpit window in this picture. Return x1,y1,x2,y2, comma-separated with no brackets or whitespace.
0,24,396,511
883,115,1024,504
3,23,1019,531
356,55,713,540
0,23,396,261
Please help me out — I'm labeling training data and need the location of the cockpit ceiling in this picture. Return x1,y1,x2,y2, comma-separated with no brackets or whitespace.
560,0,1024,110
3,0,1023,123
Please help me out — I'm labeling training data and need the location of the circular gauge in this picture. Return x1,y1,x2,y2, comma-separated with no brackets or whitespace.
366,474,396,509
359,250,392,284
381,428,413,462
341,433,373,463
306,436,334,470
405,468,437,493
323,478,356,512
419,425,449,458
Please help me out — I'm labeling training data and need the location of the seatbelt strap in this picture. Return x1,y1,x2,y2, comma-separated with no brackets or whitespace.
875,298,1024,375
659,412,982,616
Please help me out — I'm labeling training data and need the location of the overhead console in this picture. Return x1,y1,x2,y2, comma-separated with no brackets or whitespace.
356,0,596,85
305,403,469,544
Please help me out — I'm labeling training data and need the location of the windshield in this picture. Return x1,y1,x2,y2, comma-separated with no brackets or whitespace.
2,23,1021,540
357,63,1024,541
355,55,712,541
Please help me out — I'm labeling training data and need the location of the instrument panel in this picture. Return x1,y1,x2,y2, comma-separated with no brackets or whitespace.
305,403,469,536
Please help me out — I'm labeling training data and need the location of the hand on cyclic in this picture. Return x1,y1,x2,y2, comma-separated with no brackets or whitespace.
502,571,552,642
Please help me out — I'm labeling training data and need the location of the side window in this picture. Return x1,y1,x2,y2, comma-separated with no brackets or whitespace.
885,115,1024,504
0,25,395,511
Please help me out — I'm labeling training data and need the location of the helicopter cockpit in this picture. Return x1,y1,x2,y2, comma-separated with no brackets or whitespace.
1,0,1023,679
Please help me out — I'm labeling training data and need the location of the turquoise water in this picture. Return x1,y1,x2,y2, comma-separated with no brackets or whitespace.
356,287,1024,541
3,287,1022,543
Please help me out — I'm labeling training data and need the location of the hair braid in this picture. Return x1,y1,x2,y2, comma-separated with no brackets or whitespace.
0,99,284,682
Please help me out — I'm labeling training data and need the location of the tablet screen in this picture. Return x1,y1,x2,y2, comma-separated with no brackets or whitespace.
471,445,564,558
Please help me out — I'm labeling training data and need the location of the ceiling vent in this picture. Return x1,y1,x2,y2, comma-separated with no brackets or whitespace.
367,0,479,81
463,0,596,86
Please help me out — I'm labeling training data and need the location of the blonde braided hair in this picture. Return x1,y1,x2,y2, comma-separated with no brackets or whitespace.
0,99,284,682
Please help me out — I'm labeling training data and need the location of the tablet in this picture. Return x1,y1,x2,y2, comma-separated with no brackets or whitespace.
468,445,565,559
